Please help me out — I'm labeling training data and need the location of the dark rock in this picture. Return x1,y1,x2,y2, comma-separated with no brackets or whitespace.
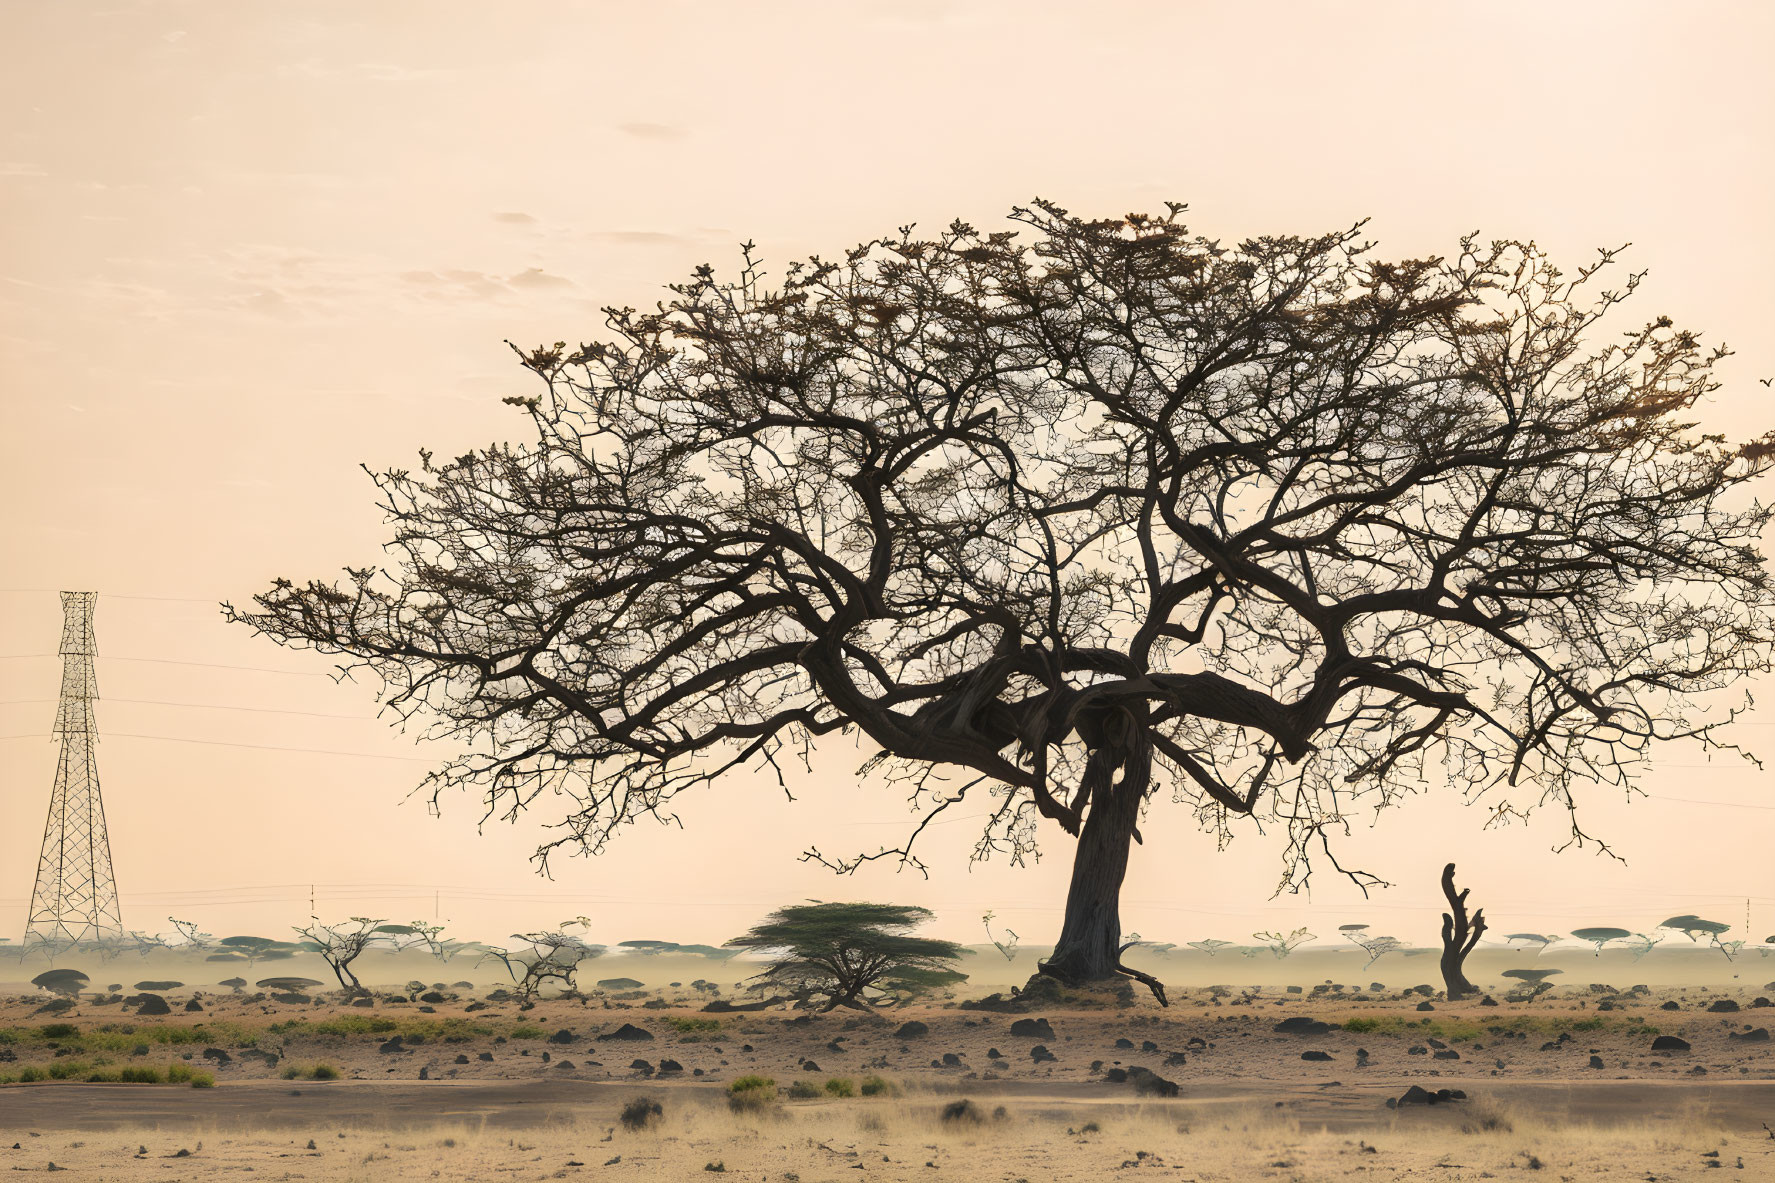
1415,1001,1435,1012
378,1037,407,1054
420,992,446,1004
597,1024,655,1042
658,1058,684,1072
1433,1049,1460,1061
1113,1037,1134,1050
1104,1067,1128,1083
1010,1018,1055,1040
986,1048,1002,1060
1272,1017,1330,1036
1141,1040,1159,1053
134,994,172,1016
941,1053,963,1066
1750,998,1772,1009
1029,1044,1057,1063
1301,1050,1333,1061
1407,1045,1428,1056
1727,1028,1769,1043
184,1000,203,1013
1661,1001,1681,1011
201,1048,231,1065
547,1029,577,1044
1651,1035,1691,1053
801,1060,820,1072
477,1052,494,1062
1587,1055,1604,1069
1127,1066,1179,1096
1707,999,1740,1013
454,1054,470,1065
1164,1051,1187,1066
629,1059,654,1074
1478,996,1498,1007
894,1021,929,1039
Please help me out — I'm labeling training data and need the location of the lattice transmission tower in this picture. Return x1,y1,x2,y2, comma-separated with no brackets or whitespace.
24,591,123,950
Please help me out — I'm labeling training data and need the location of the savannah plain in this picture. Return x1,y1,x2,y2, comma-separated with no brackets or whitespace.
4,946,1773,1181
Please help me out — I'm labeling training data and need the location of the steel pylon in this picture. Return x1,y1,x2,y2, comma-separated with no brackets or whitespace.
23,591,123,951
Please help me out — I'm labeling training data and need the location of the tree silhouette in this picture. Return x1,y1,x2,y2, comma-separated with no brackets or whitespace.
725,902,964,1011
1437,863,1486,999
227,201,1775,1002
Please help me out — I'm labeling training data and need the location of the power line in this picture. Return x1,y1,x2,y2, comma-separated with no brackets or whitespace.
0,696,377,720
0,653,336,677
0,731,446,763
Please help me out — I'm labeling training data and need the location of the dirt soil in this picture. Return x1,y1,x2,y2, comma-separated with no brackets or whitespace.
2,980,1772,1179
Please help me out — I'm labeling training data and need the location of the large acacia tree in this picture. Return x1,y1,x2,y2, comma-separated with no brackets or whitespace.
228,201,1775,1001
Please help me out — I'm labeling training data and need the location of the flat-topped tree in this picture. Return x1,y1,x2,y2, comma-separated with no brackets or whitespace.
725,902,965,1011
225,202,1775,1004
1571,927,1632,955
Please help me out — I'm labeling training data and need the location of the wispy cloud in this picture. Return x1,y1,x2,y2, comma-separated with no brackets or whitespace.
493,211,537,224
0,162,48,178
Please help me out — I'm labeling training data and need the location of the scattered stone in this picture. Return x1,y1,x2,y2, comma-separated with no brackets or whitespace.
1009,1018,1055,1040
1651,1035,1691,1053
1662,1001,1682,1011
658,1058,684,1072
1727,1028,1770,1043
134,994,172,1016
1708,1000,1740,1013
1114,1037,1134,1050
1302,1050,1333,1061
1029,1045,1057,1063
1415,1001,1435,1012
597,1024,655,1042
201,1048,231,1065
894,1021,929,1039
1433,1049,1460,1061
1272,1017,1330,1036
1588,1055,1605,1069
547,1029,577,1044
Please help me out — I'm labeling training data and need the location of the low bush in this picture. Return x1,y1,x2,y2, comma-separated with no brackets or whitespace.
619,1095,663,1131
787,1079,822,1099
824,1077,854,1097
727,1075,777,1113
859,1074,895,1097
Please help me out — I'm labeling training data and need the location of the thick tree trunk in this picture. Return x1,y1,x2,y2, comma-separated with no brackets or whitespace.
1033,725,1168,1004
1042,772,1142,984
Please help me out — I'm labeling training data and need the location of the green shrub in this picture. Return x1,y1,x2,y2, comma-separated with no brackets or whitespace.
727,1075,777,1113
859,1075,895,1097
280,1063,341,1081
666,1017,722,1034
787,1079,822,1099
1340,1017,1379,1033
508,1024,547,1040
18,1066,48,1083
40,1023,80,1040
118,1065,164,1083
824,1078,854,1097
46,1061,93,1080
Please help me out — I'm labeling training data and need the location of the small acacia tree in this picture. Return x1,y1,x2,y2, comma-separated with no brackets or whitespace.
294,917,387,992
480,928,604,1000
726,902,965,1011
227,201,1775,1004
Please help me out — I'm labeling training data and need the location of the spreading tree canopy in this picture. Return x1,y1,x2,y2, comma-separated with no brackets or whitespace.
227,201,1775,1001
724,901,965,1010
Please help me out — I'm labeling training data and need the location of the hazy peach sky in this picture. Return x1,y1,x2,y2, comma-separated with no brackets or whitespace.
3,1,1772,953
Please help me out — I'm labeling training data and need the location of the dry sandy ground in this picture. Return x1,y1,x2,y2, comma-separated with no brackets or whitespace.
3,983,1772,1179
